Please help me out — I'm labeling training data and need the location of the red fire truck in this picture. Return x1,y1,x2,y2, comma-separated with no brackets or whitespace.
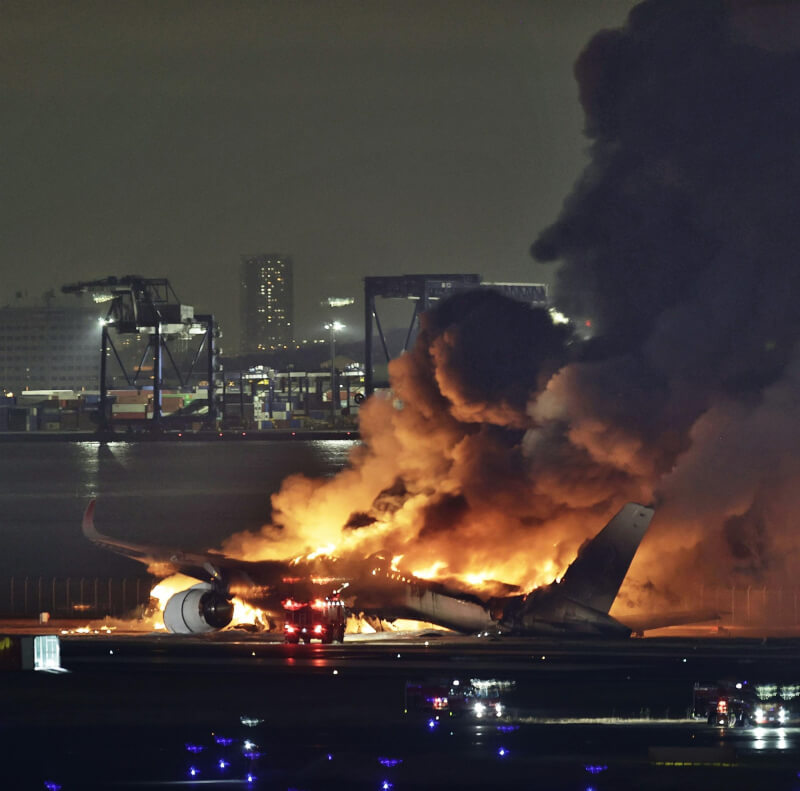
283,596,346,644
692,681,758,727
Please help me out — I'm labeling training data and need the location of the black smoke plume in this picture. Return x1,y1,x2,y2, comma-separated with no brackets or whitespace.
531,0,800,602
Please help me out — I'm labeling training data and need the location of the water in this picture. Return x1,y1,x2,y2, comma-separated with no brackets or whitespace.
0,440,357,577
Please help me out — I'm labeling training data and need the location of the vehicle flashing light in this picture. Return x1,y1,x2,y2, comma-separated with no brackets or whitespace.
585,764,608,774
285,625,296,633
188,766,200,777
215,736,234,745
498,747,508,757
246,773,256,783
381,781,393,790
314,624,324,634
44,784,62,791
427,719,437,730
474,702,486,717
243,740,255,750
379,758,403,767
185,744,204,753
497,725,518,733
218,759,229,769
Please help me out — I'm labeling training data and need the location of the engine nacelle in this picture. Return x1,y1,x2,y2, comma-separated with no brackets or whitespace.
163,583,235,634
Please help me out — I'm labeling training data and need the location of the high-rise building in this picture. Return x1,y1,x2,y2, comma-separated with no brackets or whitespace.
0,291,103,394
240,254,294,353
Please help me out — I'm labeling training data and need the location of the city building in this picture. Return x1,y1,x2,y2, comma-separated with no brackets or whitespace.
240,254,294,353
0,291,103,394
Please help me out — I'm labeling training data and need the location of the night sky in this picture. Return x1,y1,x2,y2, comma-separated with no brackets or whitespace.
2,1,638,348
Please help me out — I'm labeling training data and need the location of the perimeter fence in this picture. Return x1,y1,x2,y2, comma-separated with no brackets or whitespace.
691,585,800,628
0,576,155,620
0,579,798,628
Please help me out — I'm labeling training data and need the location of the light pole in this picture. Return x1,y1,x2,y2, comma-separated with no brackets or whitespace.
324,321,344,425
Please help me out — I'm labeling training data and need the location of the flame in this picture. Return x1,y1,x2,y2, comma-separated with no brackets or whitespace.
148,573,268,632
411,561,448,580
231,597,268,628
307,544,336,560
150,573,199,611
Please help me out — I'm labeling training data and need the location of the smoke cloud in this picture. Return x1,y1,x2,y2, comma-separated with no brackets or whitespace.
224,290,590,593
531,0,800,608
225,0,800,616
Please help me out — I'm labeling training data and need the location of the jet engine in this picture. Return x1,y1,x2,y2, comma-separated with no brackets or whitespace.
162,583,235,634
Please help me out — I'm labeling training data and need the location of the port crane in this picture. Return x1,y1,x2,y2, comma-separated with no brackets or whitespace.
62,275,221,433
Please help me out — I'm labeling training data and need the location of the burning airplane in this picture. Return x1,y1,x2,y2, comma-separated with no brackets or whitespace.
80,1,800,634
83,499,714,636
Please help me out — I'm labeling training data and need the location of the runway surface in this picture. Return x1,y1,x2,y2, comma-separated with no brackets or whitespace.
4,630,800,789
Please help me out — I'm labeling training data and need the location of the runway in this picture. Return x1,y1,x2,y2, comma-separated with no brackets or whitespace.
4,630,800,789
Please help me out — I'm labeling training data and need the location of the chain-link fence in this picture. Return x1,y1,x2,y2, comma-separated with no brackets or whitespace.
0,576,154,620
1,579,798,628
692,586,800,628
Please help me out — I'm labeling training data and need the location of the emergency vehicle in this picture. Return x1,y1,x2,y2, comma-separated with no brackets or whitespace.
283,596,346,644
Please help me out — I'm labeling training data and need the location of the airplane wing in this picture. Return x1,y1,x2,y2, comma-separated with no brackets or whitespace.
82,499,289,586
619,608,722,635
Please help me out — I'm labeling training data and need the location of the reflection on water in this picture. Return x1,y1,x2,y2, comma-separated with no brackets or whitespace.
0,440,357,577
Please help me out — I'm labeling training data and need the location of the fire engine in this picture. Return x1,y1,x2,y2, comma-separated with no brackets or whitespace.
693,681,798,727
404,678,512,718
693,681,757,726
283,596,346,644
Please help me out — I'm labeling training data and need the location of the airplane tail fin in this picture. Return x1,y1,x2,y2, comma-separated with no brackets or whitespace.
556,503,654,614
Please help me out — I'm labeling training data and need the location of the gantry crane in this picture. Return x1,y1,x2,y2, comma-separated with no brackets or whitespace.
62,275,221,433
